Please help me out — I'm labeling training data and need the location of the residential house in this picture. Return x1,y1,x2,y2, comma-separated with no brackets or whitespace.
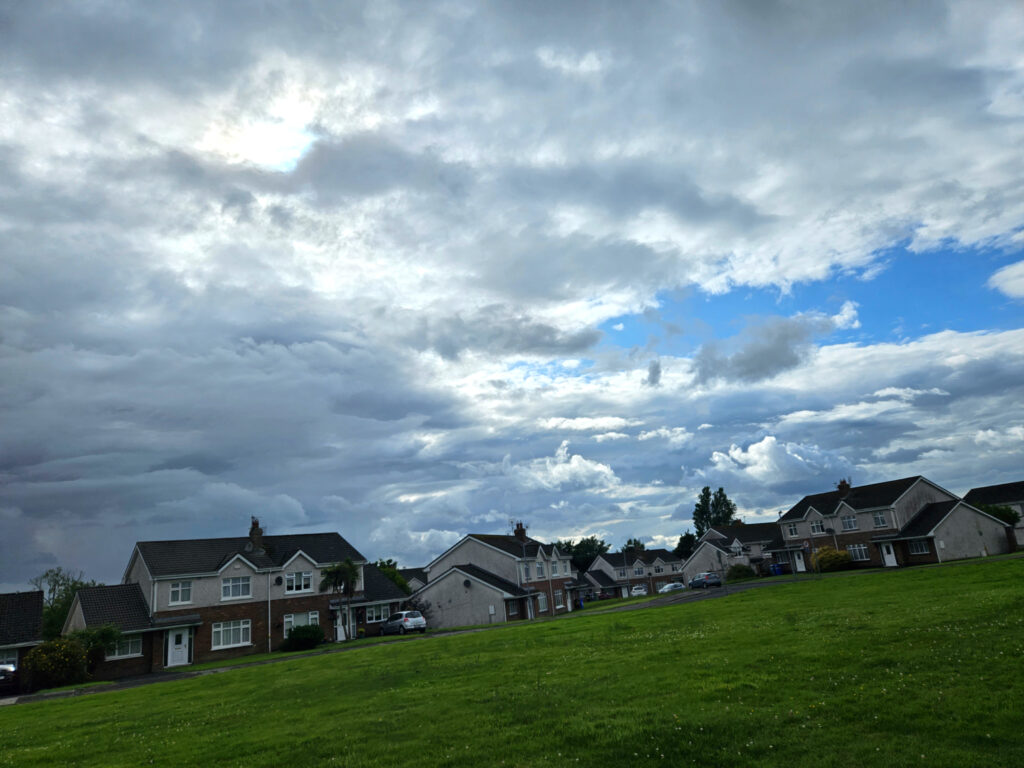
681,523,782,583
63,518,390,677
964,481,1024,547
415,522,577,628
585,548,684,597
0,591,44,693
771,476,1010,570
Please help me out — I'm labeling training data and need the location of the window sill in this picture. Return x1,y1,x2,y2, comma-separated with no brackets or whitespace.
168,601,193,607
105,653,143,661
220,595,253,602
284,590,314,595
212,643,254,651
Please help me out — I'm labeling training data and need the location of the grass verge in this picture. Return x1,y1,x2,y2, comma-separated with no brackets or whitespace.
1,557,1021,767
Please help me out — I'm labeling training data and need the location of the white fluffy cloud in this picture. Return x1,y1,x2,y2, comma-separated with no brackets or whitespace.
988,260,1024,298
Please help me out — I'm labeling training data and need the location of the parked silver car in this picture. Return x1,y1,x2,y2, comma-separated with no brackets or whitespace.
381,610,427,635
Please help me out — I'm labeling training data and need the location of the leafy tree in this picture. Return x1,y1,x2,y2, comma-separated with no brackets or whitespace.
280,623,325,652
554,535,610,572
69,625,123,674
693,487,740,538
375,559,411,595
725,564,756,581
810,546,852,572
22,637,89,690
29,567,99,640
320,558,360,640
692,486,713,538
673,530,698,560
711,488,739,527
623,537,646,552
977,504,1021,526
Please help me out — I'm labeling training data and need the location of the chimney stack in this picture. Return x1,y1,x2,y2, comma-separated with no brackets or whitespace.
249,516,264,552
837,479,851,498
513,521,528,542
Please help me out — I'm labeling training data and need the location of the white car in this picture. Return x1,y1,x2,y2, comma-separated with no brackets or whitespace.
630,584,649,596
657,582,686,594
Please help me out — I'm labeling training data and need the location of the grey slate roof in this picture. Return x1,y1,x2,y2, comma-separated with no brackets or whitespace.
585,569,618,588
448,563,533,597
75,584,154,633
707,523,782,546
359,564,409,603
136,532,365,577
780,476,922,522
598,549,682,568
0,591,44,647
893,501,959,539
964,481,1024,507
398,567,426,585
470,534,558,559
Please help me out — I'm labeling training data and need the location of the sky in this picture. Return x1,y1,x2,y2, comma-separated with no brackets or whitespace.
2,1,1024,592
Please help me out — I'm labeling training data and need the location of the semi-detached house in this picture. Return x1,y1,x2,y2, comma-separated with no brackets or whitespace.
63,519,405,680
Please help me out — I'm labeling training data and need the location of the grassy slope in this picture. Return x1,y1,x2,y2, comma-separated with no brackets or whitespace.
2,558,1021,768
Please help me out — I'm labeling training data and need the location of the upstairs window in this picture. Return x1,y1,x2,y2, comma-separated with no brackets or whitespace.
841,515,858,531
872,511,887,528
634,566,645,576
617,568,626,577
285,571,312,593
536,562,545,578
169,581,192,605
810,520,825,535
786,523,798,537
221,576,251,600
551,562,559,575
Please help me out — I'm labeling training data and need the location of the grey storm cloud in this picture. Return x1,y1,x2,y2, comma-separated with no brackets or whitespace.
693,313,837,383
643,359,662,387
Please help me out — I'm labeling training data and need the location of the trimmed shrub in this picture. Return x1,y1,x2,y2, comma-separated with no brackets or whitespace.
22,637,89,690
726,564,756,581
811,546,852,572
280,623,325,652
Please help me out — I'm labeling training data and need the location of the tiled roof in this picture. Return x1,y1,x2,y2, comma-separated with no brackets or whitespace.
398,567,426,584
780,476,922,522
449,564,533,597
964,481,1024,507
0,591,44,647
75,584,154,633
894,501,960,539
469,534,552,558
585,570,618,588
136,532,365,577
707,523,781,546
597,549,680,568
359,564,409,603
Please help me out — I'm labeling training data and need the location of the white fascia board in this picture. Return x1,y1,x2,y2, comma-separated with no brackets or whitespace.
216,553,263,574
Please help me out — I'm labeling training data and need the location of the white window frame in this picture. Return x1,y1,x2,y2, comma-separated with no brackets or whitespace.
787,523,798,537
841,515,858,531
633,566,645,576
365,604,389,623
221,576,251,601
169,581,192,605
908,540,929,555
106,635,143,660
285,571,312,593
508,600,519,616
847,544,870,562
671,564,679,572
284,611,320,636
551,562,559,575
535,562,545,578
810,520,825,534
537,592,548,612
211,619,251,649
0,648,18,669
554,589,564,608
872,511,887,528
617,568,626,578
654,565,664,574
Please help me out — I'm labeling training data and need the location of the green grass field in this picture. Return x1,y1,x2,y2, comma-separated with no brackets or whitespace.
2,558,1021,767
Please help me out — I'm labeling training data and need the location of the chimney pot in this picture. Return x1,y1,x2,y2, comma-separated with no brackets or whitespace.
513,521,528,542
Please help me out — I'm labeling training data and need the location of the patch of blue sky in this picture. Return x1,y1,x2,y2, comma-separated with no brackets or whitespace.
599,243,1024,357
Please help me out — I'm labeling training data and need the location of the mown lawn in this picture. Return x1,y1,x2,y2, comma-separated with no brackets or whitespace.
2,558,1021,767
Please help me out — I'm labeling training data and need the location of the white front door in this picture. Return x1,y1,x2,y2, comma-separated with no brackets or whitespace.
335,609,348,641
167,629,190,667
793,551,806,572
881,542,898,567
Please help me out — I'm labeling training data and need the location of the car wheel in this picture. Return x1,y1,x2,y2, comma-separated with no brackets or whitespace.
399,626,406,635
419,628,426,634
